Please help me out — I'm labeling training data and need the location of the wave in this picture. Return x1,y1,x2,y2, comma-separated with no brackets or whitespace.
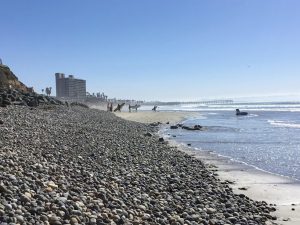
243,113,259,118
140,105,300,112
268,120,300,128
154,108,300,112
141,102,300,112
170,139,300,182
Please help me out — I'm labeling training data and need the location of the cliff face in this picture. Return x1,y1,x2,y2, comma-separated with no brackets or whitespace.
0,65,31,93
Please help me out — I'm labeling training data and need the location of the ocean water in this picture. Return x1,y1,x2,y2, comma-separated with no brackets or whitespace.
152,102,300,181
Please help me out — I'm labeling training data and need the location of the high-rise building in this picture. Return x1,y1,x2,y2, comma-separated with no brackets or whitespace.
55,73,86,99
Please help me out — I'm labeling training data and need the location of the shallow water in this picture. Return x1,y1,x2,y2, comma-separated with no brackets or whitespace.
161,103,300,180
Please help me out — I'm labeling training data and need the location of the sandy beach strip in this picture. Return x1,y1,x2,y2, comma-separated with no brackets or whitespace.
115,111,199,124
90,103,199,124
118,110,300,225
179,147,300,225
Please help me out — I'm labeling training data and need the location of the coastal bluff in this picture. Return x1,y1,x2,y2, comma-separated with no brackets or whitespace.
0,105,277,224
0,64,31,92
0,64,67,107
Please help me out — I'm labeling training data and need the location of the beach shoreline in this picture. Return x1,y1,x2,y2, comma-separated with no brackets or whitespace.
0,105,278,224
174,144,300,225
117,109,300,225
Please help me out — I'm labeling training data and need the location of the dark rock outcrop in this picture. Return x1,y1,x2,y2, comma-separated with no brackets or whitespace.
236,109,248,116
159,137,164,142
150,122,162,127
0,89,65,107
0,65,85,108
0,65,31,93
182,124,203,131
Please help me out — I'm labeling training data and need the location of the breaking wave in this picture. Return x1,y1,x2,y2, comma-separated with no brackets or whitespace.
268,120,300,128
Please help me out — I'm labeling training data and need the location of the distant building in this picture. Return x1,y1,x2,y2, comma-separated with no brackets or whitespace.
0,58,2,65
55,73,86,99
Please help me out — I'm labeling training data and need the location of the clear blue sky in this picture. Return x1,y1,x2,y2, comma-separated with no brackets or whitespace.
1,0,300,101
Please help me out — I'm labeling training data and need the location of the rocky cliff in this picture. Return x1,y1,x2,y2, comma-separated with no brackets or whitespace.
0,64,31,92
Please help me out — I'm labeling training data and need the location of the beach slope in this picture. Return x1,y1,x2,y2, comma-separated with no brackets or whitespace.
0,105,276,224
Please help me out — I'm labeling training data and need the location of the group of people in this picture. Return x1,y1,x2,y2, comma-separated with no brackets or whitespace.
107,102,113,112
107,102,158,112
107,102,125,112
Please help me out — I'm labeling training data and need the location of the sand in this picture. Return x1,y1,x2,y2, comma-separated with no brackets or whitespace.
90,104,199,124
115,111,199,124
179,148,300,225
117,110,300,225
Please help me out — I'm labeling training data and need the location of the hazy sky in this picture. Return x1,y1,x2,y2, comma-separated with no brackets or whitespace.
1,0,300,101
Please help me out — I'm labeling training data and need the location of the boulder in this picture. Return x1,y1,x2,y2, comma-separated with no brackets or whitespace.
159,137,164,142
150,122,161,127
144,132,153,137
182,125,202,131
0,88,65,108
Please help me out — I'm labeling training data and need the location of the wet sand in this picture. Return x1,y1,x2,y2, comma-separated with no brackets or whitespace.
178,147,300,225
118,110,300,225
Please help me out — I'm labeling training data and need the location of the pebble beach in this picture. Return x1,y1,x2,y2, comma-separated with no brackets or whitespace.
0,105,277,225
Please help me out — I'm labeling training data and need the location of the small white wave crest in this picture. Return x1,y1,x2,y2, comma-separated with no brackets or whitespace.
246,114,259,118
268,120,300,128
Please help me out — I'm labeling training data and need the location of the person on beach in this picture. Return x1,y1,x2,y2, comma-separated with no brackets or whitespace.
152,105,157,112
107,102,110,111
109,103,113,112
114,103,125,112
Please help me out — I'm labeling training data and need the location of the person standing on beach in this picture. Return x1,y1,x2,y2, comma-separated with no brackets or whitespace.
152,105,157,112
